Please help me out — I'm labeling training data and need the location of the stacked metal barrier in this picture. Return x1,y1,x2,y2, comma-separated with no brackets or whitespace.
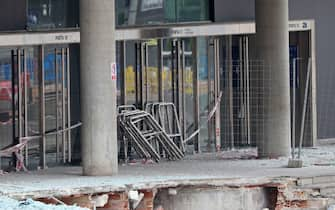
118,105,184,162
145,103,185,153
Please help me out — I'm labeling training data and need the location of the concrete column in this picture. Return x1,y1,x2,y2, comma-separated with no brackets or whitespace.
80,0,118,175
255,0,291,157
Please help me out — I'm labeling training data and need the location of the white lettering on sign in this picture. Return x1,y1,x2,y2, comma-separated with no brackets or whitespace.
141,0,163,12
170,28,195,37
111,63,117,81
289,22,309,30
55,35,69,41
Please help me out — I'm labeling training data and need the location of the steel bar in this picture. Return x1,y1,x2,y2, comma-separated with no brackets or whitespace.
171,40,176,109
66,47,71,162
181,40,186,140
292,58,296,159
145,43,149,105
11,50,16,152
239,37,244,145
61,48,67,163
135,43,139,107
298,58,312,159
244,37,248,145
39,46,46,169
23,49,29,166
18,49,22,145
55,48,60,162
158,39,163,102
120,41,127,106
245,36,251,145
228,36,234,149
214,38,221,151
17,49,24,169
192,38,200,152
140,43,146,109
207,39,213,151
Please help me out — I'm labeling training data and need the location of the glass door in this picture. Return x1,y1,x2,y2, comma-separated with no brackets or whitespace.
0,47,40,170
0,45,73,171
0,49,15,169
194,37,222,153
42,46,71,167
15,48,41,168
121,40,160,109
162,38,196,152
119,37,222,154
220,35,251,149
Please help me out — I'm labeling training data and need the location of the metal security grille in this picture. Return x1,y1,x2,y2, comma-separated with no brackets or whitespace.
220,60,266,151
220,58,314,157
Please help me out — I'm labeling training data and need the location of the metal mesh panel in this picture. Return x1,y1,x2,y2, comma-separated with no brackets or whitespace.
220,60,267,153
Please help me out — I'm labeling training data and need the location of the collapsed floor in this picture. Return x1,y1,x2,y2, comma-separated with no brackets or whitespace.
0,197,88,210
1,146,335,209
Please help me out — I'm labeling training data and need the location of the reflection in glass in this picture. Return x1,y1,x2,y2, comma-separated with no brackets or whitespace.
27,0,79,30
0,49,13,155
183,39,195,146
116,0,210,27
43,46,69,165
197,37,212,152
145,41,159,104
162,39,173,103
125,41,137,105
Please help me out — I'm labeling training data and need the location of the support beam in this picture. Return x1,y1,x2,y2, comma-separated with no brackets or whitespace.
80,0,118,175
255,0,291,157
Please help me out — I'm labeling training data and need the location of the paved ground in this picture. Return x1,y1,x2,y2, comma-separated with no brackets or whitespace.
1,146,335,199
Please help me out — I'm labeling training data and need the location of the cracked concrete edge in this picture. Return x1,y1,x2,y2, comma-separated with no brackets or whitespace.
1,176,297,200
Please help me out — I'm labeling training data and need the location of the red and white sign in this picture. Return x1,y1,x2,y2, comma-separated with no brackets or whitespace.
111,62,117,81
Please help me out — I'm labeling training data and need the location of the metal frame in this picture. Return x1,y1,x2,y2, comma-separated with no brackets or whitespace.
192,38,200,152
227,36,234,149
244,36,251,145
61,48,67,163
120,41,127,106
66,47,71,162
0,20,314,47
23,49,29,165
38,45,73,168
214,38,221,151
116,20,317,154
39,46,46,169
17,49,22,147
207,38,214,151
55,48,60,162
158,39,163,102
310,21,318,145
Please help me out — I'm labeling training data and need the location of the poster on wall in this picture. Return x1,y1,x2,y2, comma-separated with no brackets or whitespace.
141,0,163,12
111,62,117,81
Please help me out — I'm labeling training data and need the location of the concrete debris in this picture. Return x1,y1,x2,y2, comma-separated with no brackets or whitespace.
91,194,108,207
0,196,88,210
287,159,303,168
128,190,140,201
168,188,178,196
128,190,144,209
